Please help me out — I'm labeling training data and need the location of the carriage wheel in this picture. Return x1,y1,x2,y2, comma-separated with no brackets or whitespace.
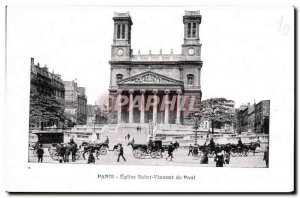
135,149,141,158
140,150,146,159
133,149,142,158
100,148,107,155
33,149,38,157
150,151,158,159
230,149,237,157
50,153,59,161
243,149,248,157
198,151,203,158
83,151,89,160
238,150,244,156
48,146,55,155
76,151,82,160
114,149,120,155
47,148,52,155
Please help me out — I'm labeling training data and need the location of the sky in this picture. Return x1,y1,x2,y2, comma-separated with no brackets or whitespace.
7,5,294,107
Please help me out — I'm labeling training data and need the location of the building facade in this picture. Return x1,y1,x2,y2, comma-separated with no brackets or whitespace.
108,11,203,125
236,100,270,134
87,104,109,125
254,100,270,134
30,57,65,128
30,57,65,99
64,80,87,125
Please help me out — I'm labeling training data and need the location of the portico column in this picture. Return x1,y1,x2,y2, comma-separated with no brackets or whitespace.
117,89,122,123
129,89,134,123
164,90,170,124
176,90,182,125
152,90,158,124
140,89,145,123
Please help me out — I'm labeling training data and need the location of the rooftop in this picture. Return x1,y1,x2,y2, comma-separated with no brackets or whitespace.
114,12,130,17
184,10,200,16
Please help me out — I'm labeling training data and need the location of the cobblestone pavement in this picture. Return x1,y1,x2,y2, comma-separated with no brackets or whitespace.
28,146,267,168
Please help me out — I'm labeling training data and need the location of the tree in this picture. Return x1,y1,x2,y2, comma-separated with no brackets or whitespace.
29,92,65,130
189,98,237,134
64,111,76,128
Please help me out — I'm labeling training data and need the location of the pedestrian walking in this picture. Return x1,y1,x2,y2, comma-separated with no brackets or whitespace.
71,142,78,162
263,146,269,168
200,149,208,164
125,136,127,140
188,144,193,156
192,143,199,157
87,149,95,164
127,133,130,140
209,138,215,154
105,136,110,149
58,143,65,163
36,144,44,163
117,144,126,162
224,150,230,164
64,143,71,163
215,149,225,167
166,143,174,161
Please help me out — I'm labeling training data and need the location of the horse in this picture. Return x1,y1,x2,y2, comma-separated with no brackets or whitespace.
127,141,148,153
244,142,261,156
81,141,108,160
173,141,180,151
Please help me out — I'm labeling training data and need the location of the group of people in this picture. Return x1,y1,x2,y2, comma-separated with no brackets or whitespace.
56,139,78,163
188,138,216,157
188,138,269,167
136,125,142,132
86,136,126,164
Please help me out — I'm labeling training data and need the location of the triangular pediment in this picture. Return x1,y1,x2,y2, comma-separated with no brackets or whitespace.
117,71,183,86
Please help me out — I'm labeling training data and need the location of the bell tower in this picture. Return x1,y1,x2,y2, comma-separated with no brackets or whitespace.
181,10,202,59
111,12,133,61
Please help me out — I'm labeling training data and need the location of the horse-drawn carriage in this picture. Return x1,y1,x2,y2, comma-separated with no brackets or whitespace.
80,141,109,160
48,143,83,161
127,140,179,159
191,141,261,158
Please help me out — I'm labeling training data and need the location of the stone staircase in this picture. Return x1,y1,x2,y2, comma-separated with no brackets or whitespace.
102,123,150,153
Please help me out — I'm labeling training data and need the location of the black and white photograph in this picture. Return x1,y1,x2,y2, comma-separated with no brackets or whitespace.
3,3,294,193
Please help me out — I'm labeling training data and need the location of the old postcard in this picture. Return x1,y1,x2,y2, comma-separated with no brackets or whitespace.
4,4,294,193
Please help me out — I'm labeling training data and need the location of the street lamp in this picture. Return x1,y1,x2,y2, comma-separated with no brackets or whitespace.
149,120,153,137
193,112,200,145
193,123,199,145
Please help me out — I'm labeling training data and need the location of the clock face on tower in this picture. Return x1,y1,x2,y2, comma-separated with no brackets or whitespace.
117,48,124,56
188,48,195,56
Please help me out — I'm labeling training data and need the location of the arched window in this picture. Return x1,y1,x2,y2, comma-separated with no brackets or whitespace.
116,74,123,82
187,74,194,85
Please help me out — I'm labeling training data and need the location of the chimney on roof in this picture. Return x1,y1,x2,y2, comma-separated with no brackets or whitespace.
31,57,34,67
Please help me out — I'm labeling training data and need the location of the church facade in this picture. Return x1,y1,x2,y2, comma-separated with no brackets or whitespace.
108,11,203,125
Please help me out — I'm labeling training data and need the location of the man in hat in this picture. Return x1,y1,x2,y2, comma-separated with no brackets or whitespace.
64,143,72,163
36,144,44,163
188,144,193,156
117,144,126,162
166,142,174,161
263,146,269,168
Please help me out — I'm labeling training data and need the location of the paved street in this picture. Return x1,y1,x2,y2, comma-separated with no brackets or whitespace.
29,145,267,168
